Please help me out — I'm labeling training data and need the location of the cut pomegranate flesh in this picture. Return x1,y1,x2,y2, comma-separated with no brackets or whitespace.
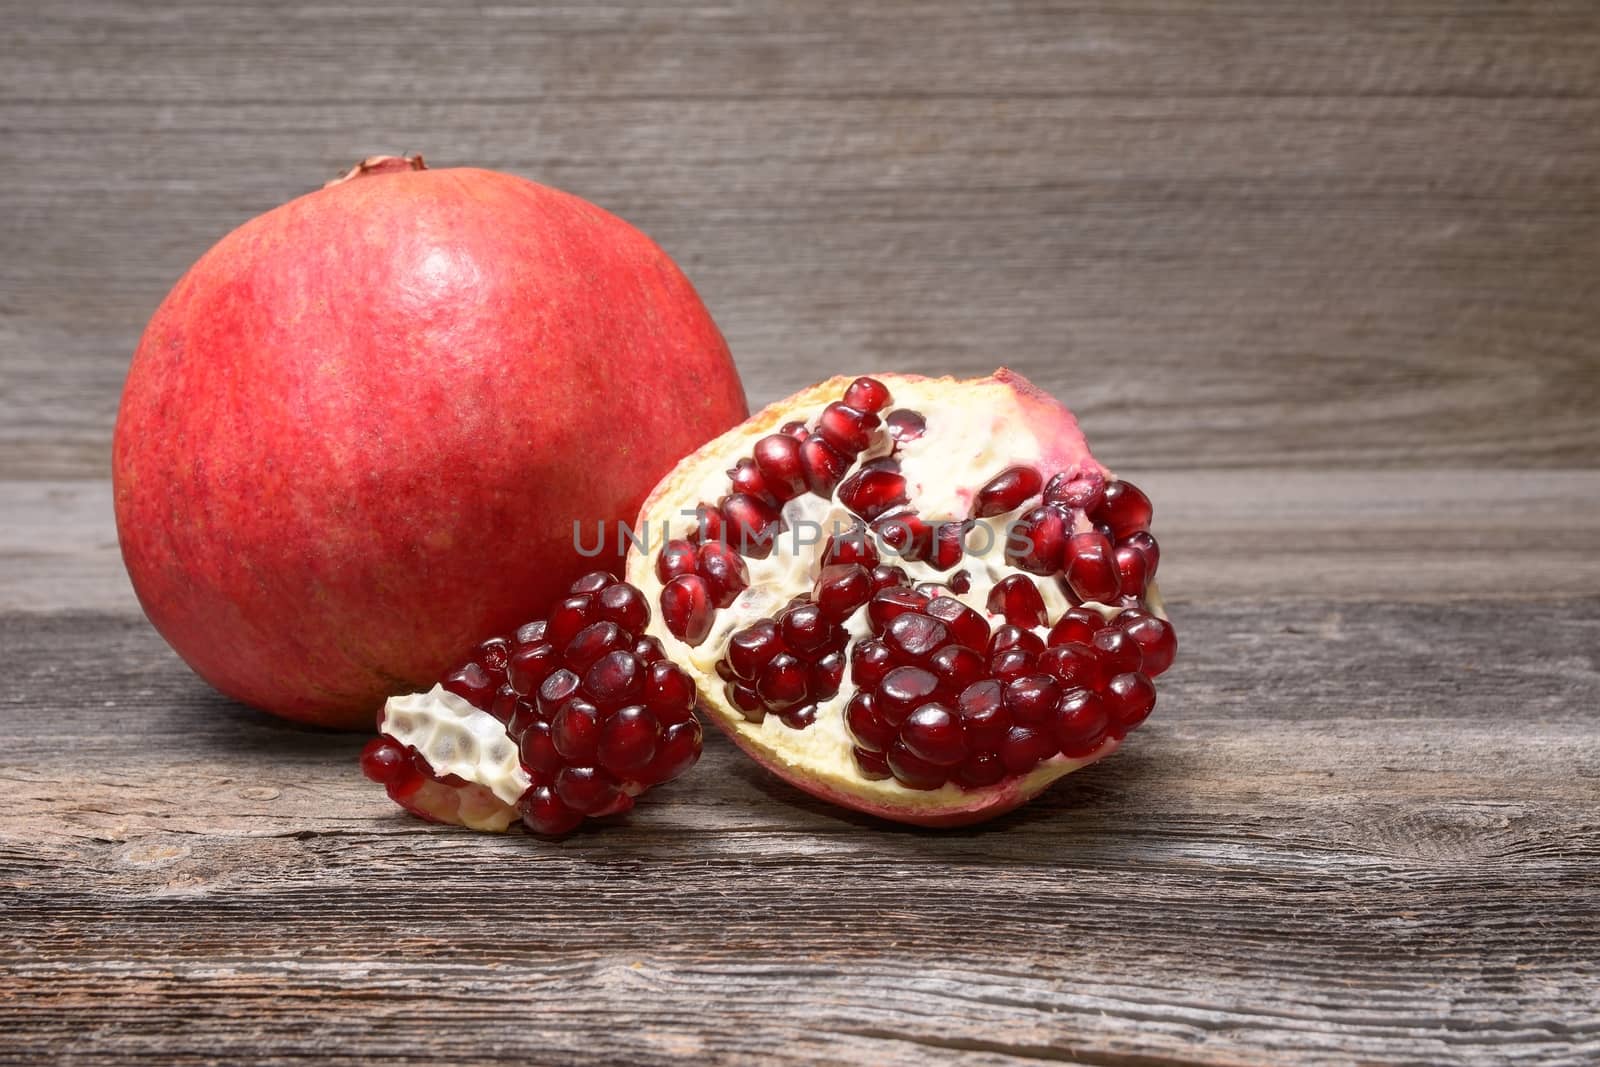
362,572,701,835
627,370,1176,827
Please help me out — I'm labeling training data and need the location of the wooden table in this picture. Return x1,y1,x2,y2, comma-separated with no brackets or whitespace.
3,4,1597,1064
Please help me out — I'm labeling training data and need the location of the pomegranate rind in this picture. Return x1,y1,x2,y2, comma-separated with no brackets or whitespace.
627,370,1164,827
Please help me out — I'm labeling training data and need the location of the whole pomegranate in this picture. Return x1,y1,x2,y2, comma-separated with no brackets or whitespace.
625,371,1176,826
114,156,746,729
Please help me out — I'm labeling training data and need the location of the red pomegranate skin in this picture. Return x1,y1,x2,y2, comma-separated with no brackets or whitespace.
113,161,746,729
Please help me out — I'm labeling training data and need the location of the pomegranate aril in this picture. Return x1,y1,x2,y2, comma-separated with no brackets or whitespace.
1063,531,1120,603
570,571,615,595
823,526,879,567
843,376,892,413
886,742,948,790
555,765,622,816
1120,530,1161,578
901,703,968,766
1008,506,1067,574
954,752,1006,788
956,680,1011,749
929,644,986,697
508,642,559,695
1104,672,1156,731
643,661,697,724
727,619,784,681
813,563,873,622
385,752,426,800
359,736,409,784
551,699,602,763
727,458,775,503
837,468,908,521
633,635,667,665
874,511,932,562
520,785,583,836
1114,545,1149,597
696,541,749,608
1043,470,1106,512
546,595,594,649
990,647,1037,683
474,637,512,676
885,408,925,444
850,638,895,689
810,652,846,700
999,725,1056,775
517,720,563,776
846,692,895,752
757,653,809,710
564,621,627,672
1119,612,1178,676
780,704,819,730
884,612,952,663
973,465,1044,518
876,665,940,726
798,436,850,497
442,662,496,710
1004,674,1063,727
537,668,581,718
583,649,644,710
817,402,880,454
853,747,892,780
660,574,714,646
779,420,810,440
987,575,1048,628
989,625,1045,658
642,719,702,784
506,701,542,740
595,581,650,633
725,680,764,722
1048,607,1103,648
870,564,908,591
684,506,724,546
490,684,520,723
924,596,990,652
1055,688,1109,757
752,433,808,501
929,522,966,570
868,587,930,633
1037,642,1105,692
656,539,699,584
597,705,662,775
949,570,972,594
1093,480,1154,539
515,619,548,646
1091,627,1144,676
720,493,783,559
779,602,835,657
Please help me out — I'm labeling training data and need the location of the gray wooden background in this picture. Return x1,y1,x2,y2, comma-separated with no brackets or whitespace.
2,3,1597,1065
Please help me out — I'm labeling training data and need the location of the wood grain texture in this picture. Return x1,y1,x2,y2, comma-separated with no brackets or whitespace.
3,596,1598,1066
2,1,1598,476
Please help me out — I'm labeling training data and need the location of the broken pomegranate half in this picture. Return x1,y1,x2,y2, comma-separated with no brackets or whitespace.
359,571,702,834
625,370,1175,826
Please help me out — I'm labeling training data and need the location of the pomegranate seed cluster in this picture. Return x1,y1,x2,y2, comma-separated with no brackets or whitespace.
845,588,1175,789
648,375,1177,797
361,572,702,835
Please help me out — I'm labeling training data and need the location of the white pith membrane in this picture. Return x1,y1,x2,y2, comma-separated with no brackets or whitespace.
627,372,1166,817
381,686,528,831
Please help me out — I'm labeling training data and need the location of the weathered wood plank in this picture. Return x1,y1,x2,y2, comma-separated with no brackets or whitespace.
7,471,1596,615
1,601,1596,1065
3,3,1598,476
